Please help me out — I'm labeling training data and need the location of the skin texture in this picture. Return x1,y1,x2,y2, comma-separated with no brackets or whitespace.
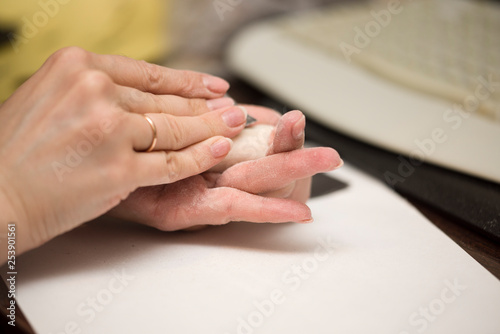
0,47,244,261
109,108,343,231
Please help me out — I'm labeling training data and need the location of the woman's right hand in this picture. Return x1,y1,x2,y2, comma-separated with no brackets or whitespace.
0,47,246,261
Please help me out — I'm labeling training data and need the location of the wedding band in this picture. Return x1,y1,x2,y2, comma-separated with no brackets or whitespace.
142,115,157,152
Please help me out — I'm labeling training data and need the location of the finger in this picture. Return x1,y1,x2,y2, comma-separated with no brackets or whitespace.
239,105,282,126
109,185,313,232
216,147,343,194
261,178,312,203
260,182,296,199
131,106,247,151
91,53,230,98
289,178,312,203
161,188,314,230
268,110,306,154
117,86,235,116
136,136,233,186
202,188,313,225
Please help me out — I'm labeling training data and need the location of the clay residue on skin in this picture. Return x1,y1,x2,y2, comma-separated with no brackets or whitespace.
209,124,274,173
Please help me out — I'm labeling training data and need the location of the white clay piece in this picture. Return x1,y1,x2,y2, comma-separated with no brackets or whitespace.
209,124,274,172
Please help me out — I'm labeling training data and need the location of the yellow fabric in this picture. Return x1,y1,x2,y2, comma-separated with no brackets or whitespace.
0,0,169,101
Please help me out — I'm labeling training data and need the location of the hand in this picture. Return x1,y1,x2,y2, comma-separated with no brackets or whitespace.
217,108,317,203
109,107,343,230
0,47,247,260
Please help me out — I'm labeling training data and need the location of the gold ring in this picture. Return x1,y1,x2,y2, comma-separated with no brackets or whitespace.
142,115,157,152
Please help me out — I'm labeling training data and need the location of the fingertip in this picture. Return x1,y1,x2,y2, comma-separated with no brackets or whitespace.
284,109,304,121
203,75,230,95
271,110,305,154
294,203,313,223
206,97,235,111
238,105,248,120
330,150,344,170
210,137,233,158
291,114,306,141
315,147,343,171
221,106,247,128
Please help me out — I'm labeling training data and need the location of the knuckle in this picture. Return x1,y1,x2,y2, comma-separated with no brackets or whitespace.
105,111,125,133
221,194,235,224
84,106,121,140
163,151,182,183
189,98,209,115
129,90,153,108
162,115,185,148
144,91,157,105
175,70,199,96
75,70,113,95
191,153,204,173
127,88,146,106
48,46,90,68
202,114,219,135
140,61,163,91
150,93,170,113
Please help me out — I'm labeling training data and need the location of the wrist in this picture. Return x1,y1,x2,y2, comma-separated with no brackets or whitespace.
0,179,34,265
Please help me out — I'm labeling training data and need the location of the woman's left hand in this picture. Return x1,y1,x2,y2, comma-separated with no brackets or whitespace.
109,106,343,230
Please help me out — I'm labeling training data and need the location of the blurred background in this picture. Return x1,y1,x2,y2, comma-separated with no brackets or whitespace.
0,0,337,102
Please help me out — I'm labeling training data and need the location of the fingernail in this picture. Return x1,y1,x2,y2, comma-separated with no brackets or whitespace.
211,138,233,158
203,75,230,94
292,115,306,141
268,128,276,146
336,158,344,168
222,106,247,128
206,97,235,111
300,218,314,224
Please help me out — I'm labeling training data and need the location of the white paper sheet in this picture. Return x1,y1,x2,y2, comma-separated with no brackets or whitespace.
3,164,500,334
